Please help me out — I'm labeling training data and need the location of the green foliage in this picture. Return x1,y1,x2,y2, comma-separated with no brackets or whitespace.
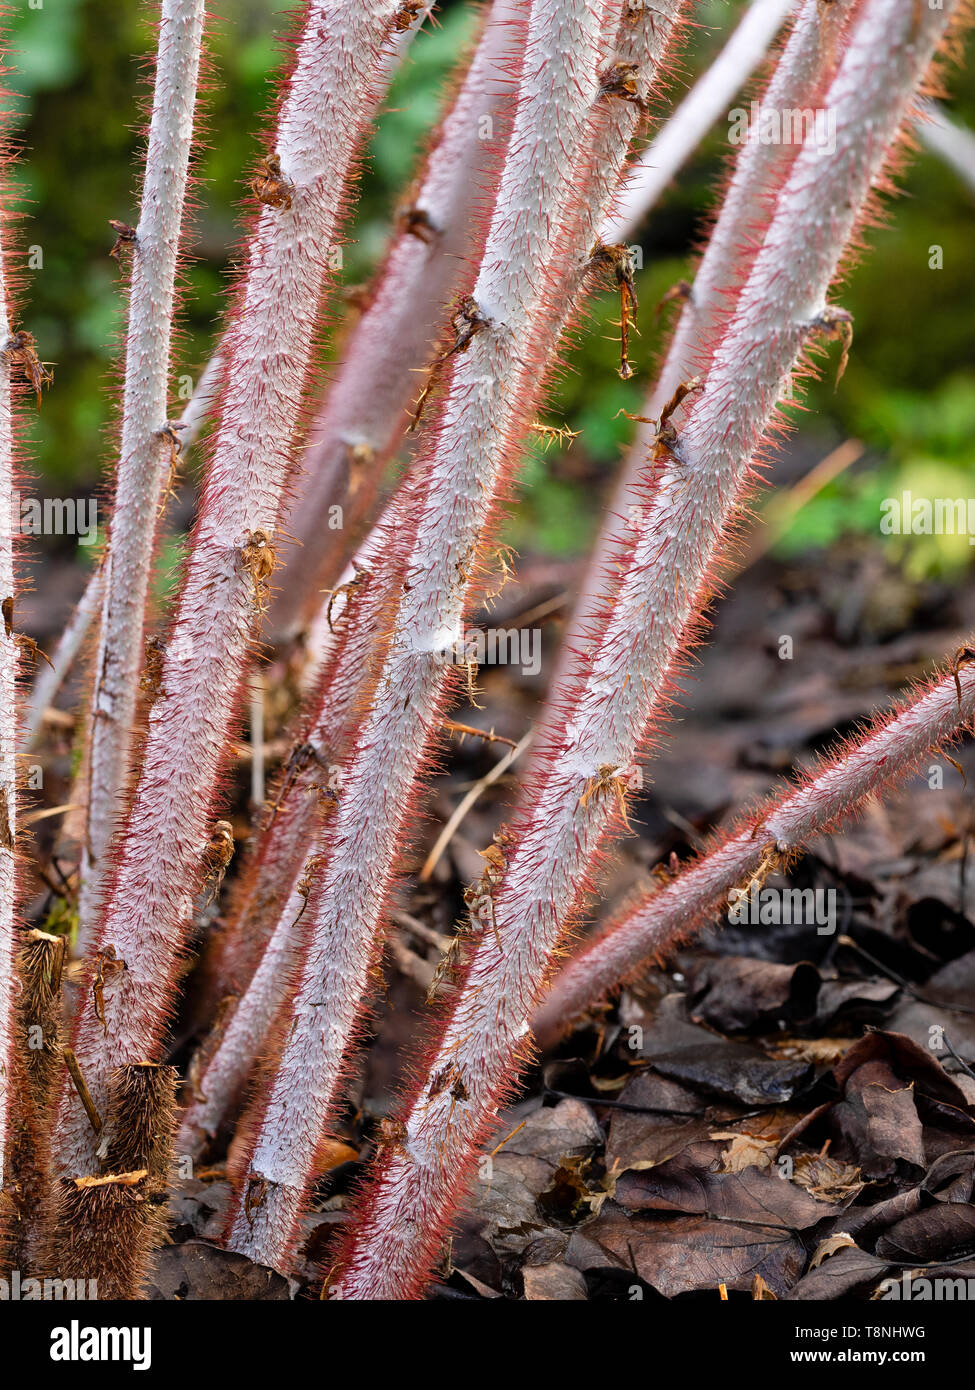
4,0,974,580
774,376,975,578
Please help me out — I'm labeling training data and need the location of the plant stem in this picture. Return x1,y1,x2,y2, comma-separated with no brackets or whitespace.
533,649,975,1042
603,0,797,242
79,0,207,940
52,0,405,1184
225,0,645,1271
335,0,964,1299
273,0,524,640
559,0,855,688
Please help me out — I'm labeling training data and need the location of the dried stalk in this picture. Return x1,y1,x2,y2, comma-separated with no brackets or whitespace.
5,930,66,1267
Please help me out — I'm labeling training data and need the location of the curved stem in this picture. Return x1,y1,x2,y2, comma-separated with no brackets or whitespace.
534,650,975,1041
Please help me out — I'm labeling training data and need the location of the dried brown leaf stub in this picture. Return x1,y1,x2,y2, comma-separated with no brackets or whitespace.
655,278,691,317
588,242,640,380
953,645,975,712
3,329,53,409
426,833,514,1002
324,560,370,633
241,529,277,613
598,59,648,114
201,820,235,904
811,304,854,385
108,218,136,269
616,375,704,464
91,946,125,1036
251,154,294,210
243,1175,268,1225
139,634,166,701
50,1171,152,1299
409,294,489,430
14,630,55,672
261,740,320,830
63,1046,103,1137
578,763,633,832
396,204,439,242
155,421,185,507
391,0,426,33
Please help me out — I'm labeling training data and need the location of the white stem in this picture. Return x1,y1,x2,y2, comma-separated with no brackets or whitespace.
181,488,413,1121
917,98,975,196
25,352,221,749
227,0,629,1270
80,0,206,937
561,0,854,679
603,0,797,242
275,0,523,638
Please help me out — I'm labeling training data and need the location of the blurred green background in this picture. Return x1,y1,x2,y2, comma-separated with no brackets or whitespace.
6,0,975,579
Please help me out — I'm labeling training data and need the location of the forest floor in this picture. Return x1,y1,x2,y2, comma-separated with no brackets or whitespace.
27,486,975,1302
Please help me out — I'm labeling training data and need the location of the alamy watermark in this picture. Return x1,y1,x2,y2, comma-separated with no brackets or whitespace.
728,881,837,935
880,1272,975,1301
728,101,836,157
50,1320,151,1371
438,627,541,679
1,1269,97,1300
11,489,98,545
880,491,975,544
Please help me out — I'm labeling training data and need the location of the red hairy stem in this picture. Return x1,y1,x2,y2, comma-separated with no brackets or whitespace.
558,0,856,688
223,0,692,1271
918,98,975,196
52,0,405,1185
28,352,221,752
335,0,966,1300
195,484,413,1007
604,0,797,243
0,105,23,1211
534,651,975,1042
177,492,413,1158
78,0,207,941
273,0,524,641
